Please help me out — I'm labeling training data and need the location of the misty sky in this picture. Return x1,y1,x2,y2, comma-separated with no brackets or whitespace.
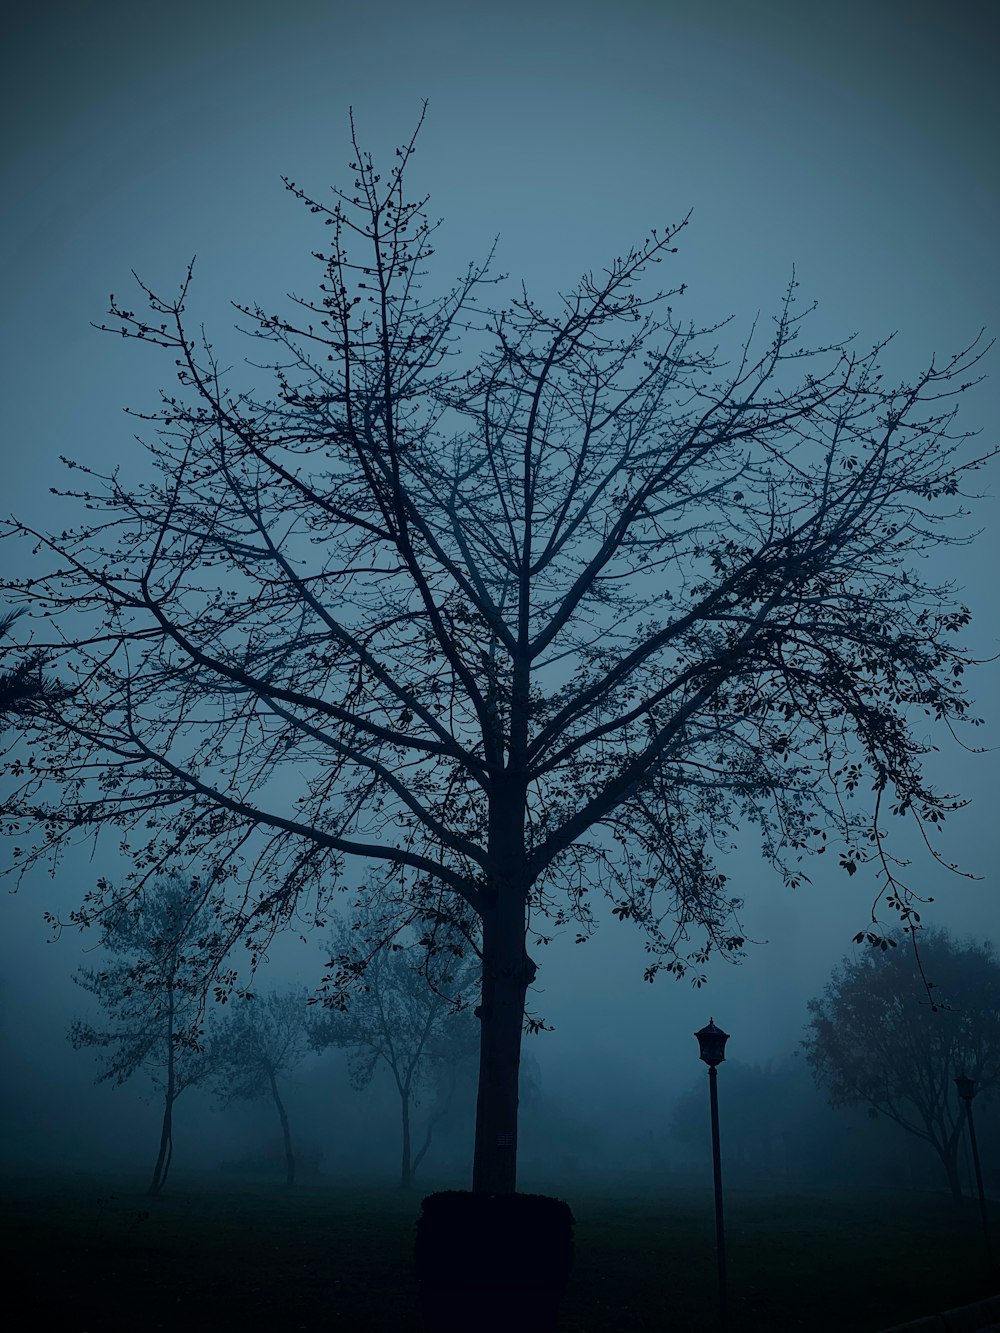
2,0,998,1170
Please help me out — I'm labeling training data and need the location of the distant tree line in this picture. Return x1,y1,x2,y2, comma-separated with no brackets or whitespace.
67,872,480,1193
61,845,1000,1204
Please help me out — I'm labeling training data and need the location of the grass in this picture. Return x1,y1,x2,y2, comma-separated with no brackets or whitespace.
3,1171,996,1331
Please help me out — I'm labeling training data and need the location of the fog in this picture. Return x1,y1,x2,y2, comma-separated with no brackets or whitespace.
2,0,999,1221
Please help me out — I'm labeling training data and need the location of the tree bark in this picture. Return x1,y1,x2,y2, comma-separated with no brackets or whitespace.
474,869,536,1194
472,927,532,1193
473,778,534,1194
267,1066,295,1188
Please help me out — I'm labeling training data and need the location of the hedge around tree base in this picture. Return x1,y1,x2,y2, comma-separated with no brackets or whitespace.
415,1190,575,1333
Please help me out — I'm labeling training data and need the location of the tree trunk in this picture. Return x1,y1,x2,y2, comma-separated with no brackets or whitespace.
474,869,536,1194
937,1140,964,1203
148,985,176,1197
411,1116,434,1186
470,640,534,1195
267,1066,295,1188
411,1070,459,1184
147,1091,173,1196
400,1083,413,1189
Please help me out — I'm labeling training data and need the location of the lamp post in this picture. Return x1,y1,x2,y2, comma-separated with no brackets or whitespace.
954,1073,994,1279
695,1018,730,1331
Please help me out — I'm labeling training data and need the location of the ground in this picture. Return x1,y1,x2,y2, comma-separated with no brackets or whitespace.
3,1171,995,1330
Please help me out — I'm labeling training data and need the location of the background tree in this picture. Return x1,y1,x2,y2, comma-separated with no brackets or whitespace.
209,984,312,1186
311,917,479,1189
802,928,1000,1200
667,1054,892,1188
670,1058,805,1180
0,607,65,724
3,110,992,1194
69,872,220,1195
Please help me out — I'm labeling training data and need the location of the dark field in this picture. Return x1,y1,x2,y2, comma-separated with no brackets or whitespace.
4,1172,996,1331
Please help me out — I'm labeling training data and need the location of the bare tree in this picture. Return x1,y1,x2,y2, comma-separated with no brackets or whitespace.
69,872,219,1195
3,108,993,1193
802,929,1000,1200
311,918,479,1189
209,985,312,1186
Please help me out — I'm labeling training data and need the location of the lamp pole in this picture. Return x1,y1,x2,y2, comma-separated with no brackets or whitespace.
954,1073,994,1280
695,1019,730,1331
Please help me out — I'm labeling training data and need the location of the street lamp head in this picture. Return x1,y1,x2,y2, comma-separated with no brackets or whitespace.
695,1017,730,1067
954,1072,977,1102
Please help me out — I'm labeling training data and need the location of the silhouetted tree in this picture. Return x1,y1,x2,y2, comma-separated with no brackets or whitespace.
208,984,312,1185
69,872,219,1195
311,918,479,1188
3,108,993,1193
802,929,1000,1200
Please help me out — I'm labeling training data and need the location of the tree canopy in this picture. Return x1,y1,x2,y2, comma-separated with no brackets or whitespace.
2,109,993,1191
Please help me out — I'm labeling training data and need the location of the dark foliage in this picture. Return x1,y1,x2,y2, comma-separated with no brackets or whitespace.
802,928,1000,1200
0,607,66,724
